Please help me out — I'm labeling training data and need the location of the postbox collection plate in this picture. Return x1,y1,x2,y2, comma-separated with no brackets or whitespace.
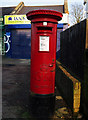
39,36,49,52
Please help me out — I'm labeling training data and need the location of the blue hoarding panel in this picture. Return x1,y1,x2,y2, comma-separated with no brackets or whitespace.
5,24,63,59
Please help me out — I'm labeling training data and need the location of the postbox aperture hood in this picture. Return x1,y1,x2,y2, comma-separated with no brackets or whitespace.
26,9,63,23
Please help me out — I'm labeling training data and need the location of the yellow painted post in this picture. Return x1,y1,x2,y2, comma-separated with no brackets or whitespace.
73,82,81,113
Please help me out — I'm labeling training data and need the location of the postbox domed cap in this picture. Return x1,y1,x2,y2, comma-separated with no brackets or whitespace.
26,9,63,22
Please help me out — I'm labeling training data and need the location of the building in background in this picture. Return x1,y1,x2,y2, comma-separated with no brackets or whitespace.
0,0,69,58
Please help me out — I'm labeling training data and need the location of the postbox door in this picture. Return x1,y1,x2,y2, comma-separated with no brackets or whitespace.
30,23,57,94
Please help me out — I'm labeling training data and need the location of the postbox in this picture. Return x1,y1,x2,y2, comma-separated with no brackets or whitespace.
26,10,63,95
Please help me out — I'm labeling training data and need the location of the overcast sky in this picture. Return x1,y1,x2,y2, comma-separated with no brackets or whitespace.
0,0,84,8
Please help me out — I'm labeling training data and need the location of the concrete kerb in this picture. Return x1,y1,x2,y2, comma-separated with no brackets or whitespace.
56,60,81,116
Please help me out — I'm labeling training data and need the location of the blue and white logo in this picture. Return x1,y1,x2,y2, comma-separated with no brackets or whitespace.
8,17,12,20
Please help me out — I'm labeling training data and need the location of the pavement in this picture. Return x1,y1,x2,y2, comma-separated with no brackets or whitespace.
2,56,30,65
1,56,81,119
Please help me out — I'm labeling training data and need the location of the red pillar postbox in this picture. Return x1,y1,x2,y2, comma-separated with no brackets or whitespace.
26,10,63,95
26,10,63,117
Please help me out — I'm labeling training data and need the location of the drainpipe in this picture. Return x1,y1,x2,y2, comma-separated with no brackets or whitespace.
10,2,24,15
64,0,69,14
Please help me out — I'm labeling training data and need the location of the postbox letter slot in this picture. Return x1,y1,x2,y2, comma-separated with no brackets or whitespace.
37,27,52,31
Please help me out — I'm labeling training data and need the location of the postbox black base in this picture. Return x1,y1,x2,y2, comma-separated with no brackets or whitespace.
29,93,55,119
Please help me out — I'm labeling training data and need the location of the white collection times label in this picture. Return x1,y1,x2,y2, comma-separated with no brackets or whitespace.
39,36,49,51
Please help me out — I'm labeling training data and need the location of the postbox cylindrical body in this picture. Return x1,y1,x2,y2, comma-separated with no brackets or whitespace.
26,10,63,95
